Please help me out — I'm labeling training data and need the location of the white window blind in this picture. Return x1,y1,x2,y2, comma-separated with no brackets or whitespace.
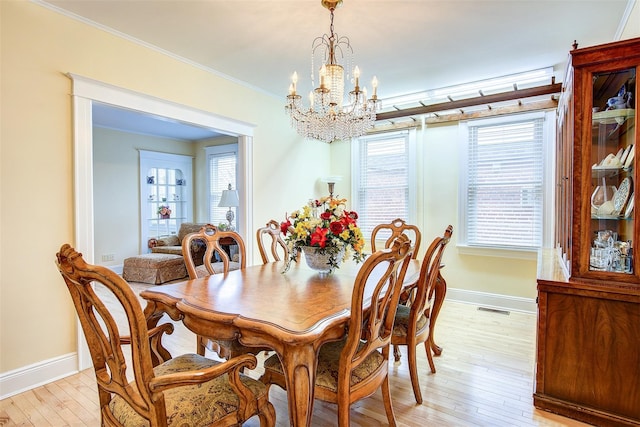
464,116,544,249
353,131,412,237
207,146,237,225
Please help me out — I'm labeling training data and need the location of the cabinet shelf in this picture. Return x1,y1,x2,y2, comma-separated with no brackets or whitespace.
592,108,635,125
590,166,631,178
148,217,187,221
593,110,636,142
591,214,627,220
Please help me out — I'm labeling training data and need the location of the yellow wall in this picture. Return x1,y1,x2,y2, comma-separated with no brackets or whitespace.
93,128,197,266
0,1,328,374
331,123,539,301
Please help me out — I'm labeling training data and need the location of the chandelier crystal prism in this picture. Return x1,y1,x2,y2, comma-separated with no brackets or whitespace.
285,0,380,143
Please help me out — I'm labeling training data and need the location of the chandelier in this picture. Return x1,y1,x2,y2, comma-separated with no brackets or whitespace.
285,0,380,143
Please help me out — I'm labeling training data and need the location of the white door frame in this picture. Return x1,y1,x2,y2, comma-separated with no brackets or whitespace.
68,73,254,370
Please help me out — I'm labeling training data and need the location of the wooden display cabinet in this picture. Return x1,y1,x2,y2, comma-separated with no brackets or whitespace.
535,38,640,426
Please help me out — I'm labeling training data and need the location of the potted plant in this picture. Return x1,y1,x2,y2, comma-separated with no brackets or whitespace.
280,197,366,274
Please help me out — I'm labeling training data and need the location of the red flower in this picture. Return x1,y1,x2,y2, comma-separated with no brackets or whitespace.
329,221,345,235
320,211,332,220
280,220,291,234
310,226,329,248
341,212,356,226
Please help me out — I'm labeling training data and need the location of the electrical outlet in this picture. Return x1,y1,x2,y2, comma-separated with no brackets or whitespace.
101,253,115,262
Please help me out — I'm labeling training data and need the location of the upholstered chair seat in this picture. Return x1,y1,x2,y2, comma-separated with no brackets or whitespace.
392,305,428,338
263,339,385,394
110,353,270,426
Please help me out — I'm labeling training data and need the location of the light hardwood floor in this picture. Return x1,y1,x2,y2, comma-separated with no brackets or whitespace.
0,281,592,426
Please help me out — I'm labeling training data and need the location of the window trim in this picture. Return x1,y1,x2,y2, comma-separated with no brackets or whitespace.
457,110,555,258
205,143,238,228
351,129,417,238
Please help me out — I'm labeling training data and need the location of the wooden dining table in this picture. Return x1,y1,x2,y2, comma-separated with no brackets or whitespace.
141,258,421,427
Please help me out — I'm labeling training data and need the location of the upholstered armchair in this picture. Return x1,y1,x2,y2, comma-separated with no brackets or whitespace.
151,222,209,265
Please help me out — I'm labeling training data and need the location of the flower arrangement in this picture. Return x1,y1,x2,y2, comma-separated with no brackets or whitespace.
280,197,366,273
157,205,171,218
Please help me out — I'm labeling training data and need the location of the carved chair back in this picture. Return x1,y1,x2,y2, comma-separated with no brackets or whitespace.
371,218,422,259
182,224,246,279
256,220,289,264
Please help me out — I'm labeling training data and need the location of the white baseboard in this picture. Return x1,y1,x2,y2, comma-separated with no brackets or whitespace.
446,287,537,314
0,353,79,400
1,265,123,400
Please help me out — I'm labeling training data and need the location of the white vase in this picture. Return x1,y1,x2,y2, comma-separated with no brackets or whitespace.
300,246,344,274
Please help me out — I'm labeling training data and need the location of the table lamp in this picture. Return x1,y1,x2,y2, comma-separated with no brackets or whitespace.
218,183,239,230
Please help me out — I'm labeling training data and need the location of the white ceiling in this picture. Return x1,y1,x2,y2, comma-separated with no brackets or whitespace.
40,0,635,139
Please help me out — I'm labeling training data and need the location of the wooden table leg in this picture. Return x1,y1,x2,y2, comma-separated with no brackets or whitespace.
279,344,317,427
429,270,447,356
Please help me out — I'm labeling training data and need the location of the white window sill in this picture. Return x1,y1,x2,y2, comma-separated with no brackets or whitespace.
456,244,538,260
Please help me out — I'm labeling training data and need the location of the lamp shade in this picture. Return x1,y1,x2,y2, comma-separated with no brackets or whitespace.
218,185,239,208
322,175,342,184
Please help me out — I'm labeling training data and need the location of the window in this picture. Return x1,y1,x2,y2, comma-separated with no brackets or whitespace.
351,130,416,238
459,111,554,254
206,144,238,227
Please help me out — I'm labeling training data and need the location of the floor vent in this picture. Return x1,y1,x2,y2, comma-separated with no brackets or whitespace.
477,307,510,315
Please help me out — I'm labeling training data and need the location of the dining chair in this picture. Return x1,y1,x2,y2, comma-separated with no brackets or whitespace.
182,224,246,279
391,225,453,404
256,219,289,264
260,235,413,427
371,218,422,259
55,244,276,427
371,219,423,307
182,225,262,359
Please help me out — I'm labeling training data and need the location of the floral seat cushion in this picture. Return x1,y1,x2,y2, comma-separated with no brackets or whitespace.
262,338,384,393
109,353,268,426
392,304,428,337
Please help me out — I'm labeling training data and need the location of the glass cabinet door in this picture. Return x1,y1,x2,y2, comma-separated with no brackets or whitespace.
146,167,188,238
139,150,193,254
589,67,636,274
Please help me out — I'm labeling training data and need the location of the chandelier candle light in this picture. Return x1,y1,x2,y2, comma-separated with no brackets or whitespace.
285,0,380,143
